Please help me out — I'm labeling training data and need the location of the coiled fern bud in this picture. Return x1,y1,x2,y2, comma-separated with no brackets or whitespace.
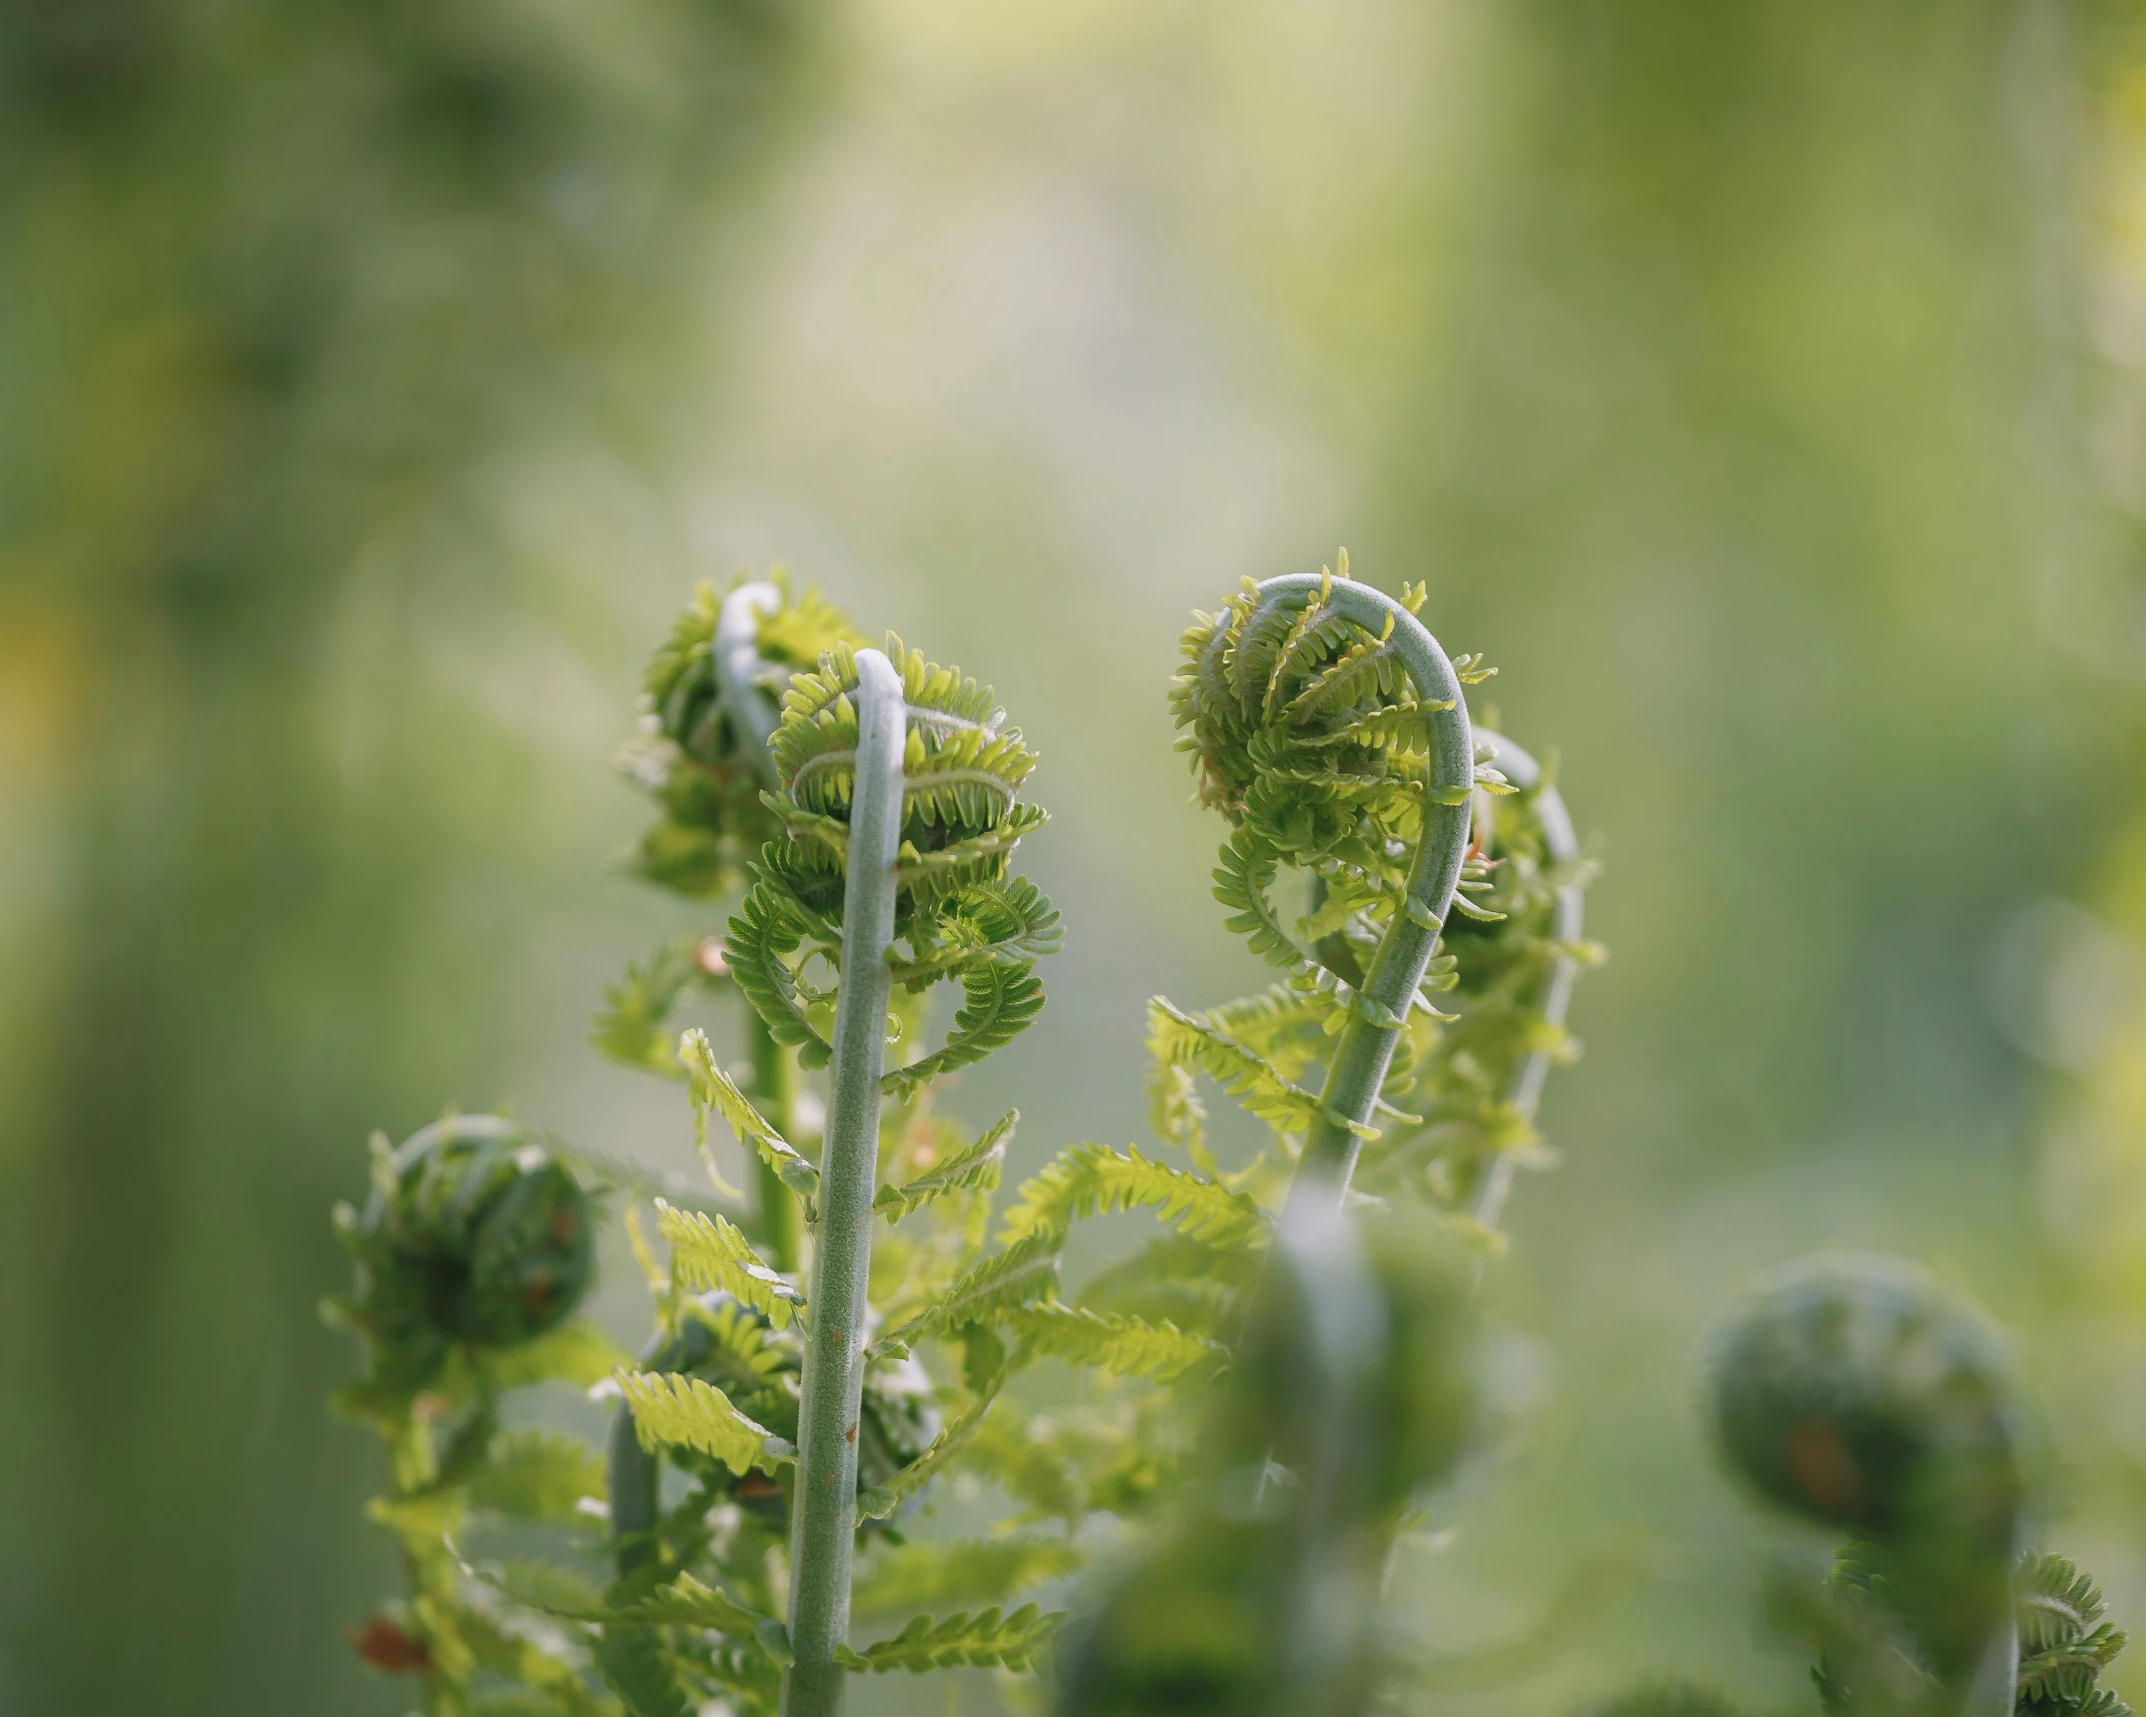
1707,1255,2027,1713
622,573,868,898
728,635,1061,1085
1159,554,1592,1220
333,1114,596,1409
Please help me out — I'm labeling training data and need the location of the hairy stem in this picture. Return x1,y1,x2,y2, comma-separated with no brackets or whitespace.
1463,731,1584,1234
782,647,906,1717
1256,574,1474,1210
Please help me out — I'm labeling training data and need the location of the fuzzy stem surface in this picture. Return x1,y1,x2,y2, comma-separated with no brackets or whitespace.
1255,574,1474,1210
781,647,905,1717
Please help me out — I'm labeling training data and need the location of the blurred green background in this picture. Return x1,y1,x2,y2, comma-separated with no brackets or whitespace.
8,1,2146,1712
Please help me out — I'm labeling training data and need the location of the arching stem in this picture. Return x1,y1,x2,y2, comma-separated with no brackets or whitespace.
1252,575,1475,1213
782,647,906,1717
1463,731,1585,1235
716,580,806,1269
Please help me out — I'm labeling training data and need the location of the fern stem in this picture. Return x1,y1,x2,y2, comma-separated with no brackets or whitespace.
1464,731,1583,1234
782,646,906,1717
1254,574,1475,1208
715,580,784,788
749,1013,805,1275
717,579,806,1269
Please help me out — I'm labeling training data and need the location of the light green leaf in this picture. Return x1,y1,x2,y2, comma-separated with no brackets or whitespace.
997,1141,1267,1251
875,1110,1015,1223
655,1199,806,1330
616,1369,795,1476
1005,1302,1228,1384
678,1027,820,1202
835,1604,1065,1674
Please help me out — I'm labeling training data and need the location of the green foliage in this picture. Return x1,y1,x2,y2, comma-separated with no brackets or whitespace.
836,1604,1066,1673
653,1199,807,1329
616,1369,797,1476
2016,1555,2132,1717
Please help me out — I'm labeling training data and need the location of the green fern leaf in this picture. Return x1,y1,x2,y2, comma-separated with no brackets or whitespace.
852,1534,1087,1614
655,1199,806,1330
594,1628,692,1717
856,1374,1004,1522
835,1604,1065,1674
723,881,833,1068
617,1569,769,1637
1004,1302,1228,1383
875,1110,1015,1222
998,1141,1268,1251
1211,830,1302,970
1149,996,1367,1140
875,1234,1062,1354
888,875,1062,982
479,1319,632,1391
590,939,703,1078
678,1028,820,1202
616,1369,795,1476
883,962,1045,1100
465,1431,606,1523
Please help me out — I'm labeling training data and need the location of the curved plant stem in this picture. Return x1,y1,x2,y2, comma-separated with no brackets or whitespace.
1464,730,1584,1236
781,646,906,1717
714,579,806,1268
715,581,784,788
1253,574,1475,1211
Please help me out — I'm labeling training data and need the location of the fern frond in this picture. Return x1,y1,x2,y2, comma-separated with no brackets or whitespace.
887,876,1063,984
616,1369,795,1476
1212,830,1302,970
1005,1302,1229,1384
722,882,832,1068
618,1569,770,1636
997,1142,1268,1251
883,961,1045,1100
835,1604,1064,1674
479,1319,631,1391
677,1028,820,1202
655,1200,807,1330
465,1432,606,1523
595,1629,693,1717
876,1234,1062,1354
856,1374,1004,1522
591,939,703,1078
1149,996,1361,1140
876,1110,1015,1222
851,1535,1087,1614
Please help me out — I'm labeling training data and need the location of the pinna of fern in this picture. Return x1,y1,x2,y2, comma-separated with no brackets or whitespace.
1151,551,1598,1224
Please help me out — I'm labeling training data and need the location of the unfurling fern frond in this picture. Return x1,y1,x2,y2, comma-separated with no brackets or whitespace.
2016,1555,2131,1717
836,1604,1065,1674
998,1141,1268,1251
1158,554,1594,1233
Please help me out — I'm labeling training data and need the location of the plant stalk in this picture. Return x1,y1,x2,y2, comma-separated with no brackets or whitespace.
1259,574,1474,1211
1463,731,1584,1234
781,646,906,1717
749,1013,805,1274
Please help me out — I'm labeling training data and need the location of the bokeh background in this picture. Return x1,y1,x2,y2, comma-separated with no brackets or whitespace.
8,1,2146,1711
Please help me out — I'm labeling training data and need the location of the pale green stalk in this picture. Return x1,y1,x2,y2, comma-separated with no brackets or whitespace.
715,580,805,1270
1256,574,1475,1211
1464,730,1583,1234
781,646,906,1717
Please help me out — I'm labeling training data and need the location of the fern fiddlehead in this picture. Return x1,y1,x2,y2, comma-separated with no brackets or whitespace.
1174,562,1481,1203
676,633,1055,1715
1707,1255,2028,1717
